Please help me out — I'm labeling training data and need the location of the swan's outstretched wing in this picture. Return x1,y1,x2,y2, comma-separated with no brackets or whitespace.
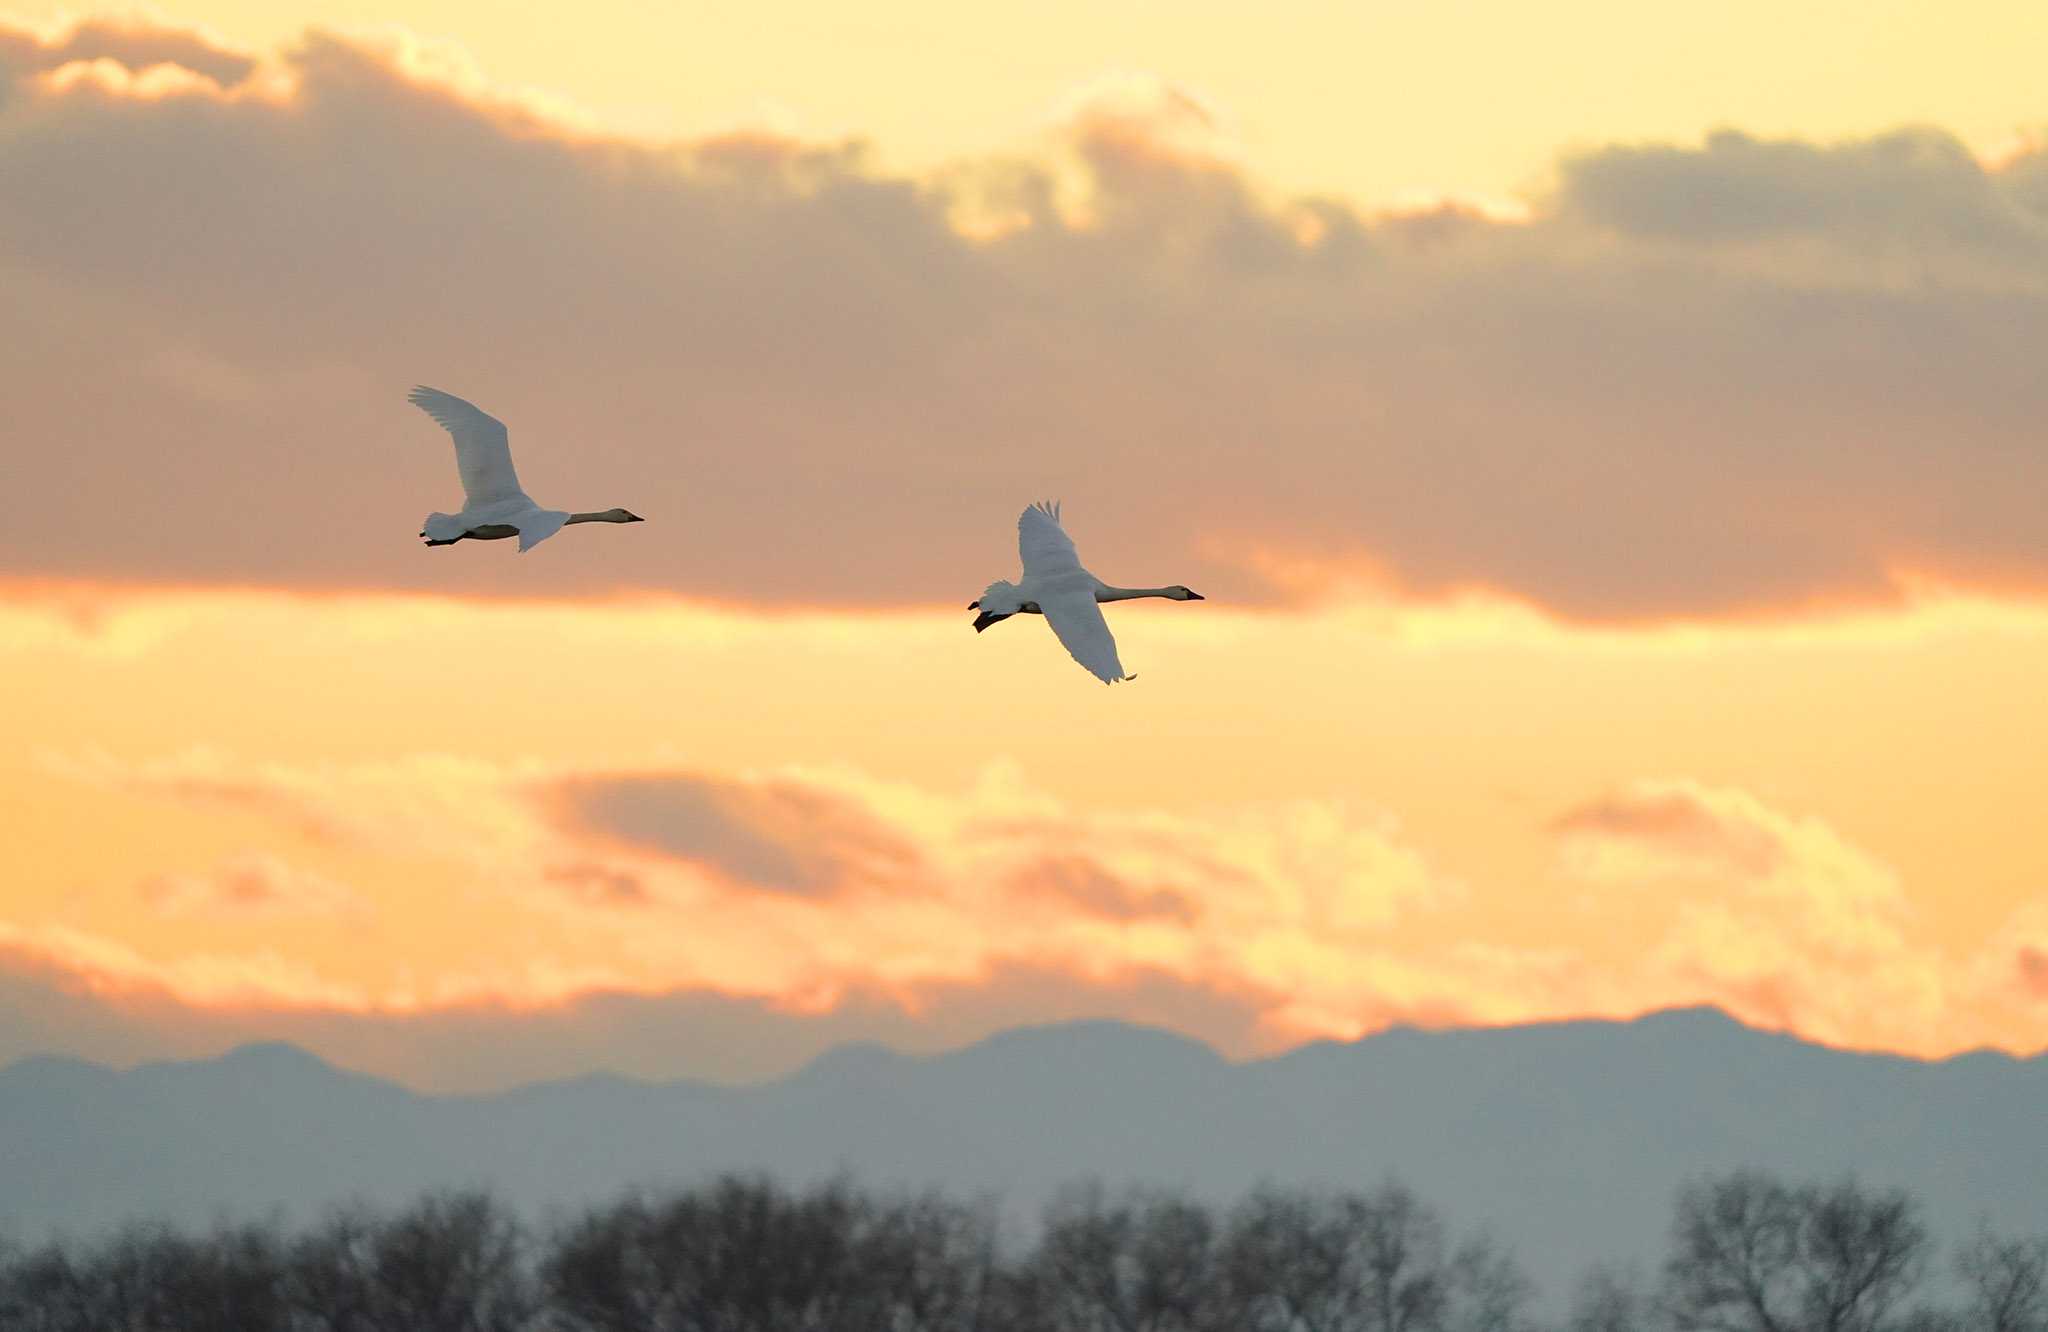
1018,501,1081,577
1039,585,1128,683
516,511,571,553
408,386,528,508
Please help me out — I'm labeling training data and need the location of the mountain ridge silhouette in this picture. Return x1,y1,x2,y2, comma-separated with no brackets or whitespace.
4,1004,2041,1298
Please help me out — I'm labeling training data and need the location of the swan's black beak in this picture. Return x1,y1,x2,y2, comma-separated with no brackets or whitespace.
1186,591,1205,600
968,600,980,609
973,610,1012,632
625,512,646,522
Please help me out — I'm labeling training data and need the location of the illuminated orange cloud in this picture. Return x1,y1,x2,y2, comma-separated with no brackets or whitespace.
1553,781,1946,1048
2024,948,2048,996
11,737,2040,1087
41,748,1452,1000
1964,901,2048,1025
4,16,2048,619
0,922,368,1011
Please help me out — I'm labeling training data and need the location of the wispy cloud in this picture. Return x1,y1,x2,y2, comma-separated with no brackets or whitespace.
559,773,923,897
1010,853,1198,924
1553,782,1786,879
542,861,652,908
139,852,368,918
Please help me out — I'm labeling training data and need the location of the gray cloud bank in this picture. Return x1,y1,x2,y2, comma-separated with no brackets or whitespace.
4,18,2048,617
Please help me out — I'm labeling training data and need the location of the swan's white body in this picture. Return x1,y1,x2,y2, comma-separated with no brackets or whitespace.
408,386,640,551
973,502,1204,684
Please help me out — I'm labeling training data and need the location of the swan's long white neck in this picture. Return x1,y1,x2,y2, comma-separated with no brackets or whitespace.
1096,585,1182,602
567,510,633,525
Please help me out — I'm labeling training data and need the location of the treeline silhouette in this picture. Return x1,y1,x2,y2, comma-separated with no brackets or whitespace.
0,1171,2042,1331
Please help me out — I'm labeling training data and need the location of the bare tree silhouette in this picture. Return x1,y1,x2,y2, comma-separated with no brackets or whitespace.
1447,1233,1534,1332
545,1175,1004,1332
0,1222,289,1332
1346,1181,1454,1332
853,1190,1004,1331
547,1176,856,1330
1955,1226,2048,1332
287,1206,384,1332
1219,1186,1364,1331
0,1169,2036,1331
1024,1182,1233,1332
1663,1172,1927,1332
1567,1262,1651,1332
286,1192,530,1332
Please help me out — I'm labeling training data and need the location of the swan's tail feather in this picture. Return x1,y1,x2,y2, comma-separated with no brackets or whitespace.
421,512,465,543
971,580,1023,632
976,579,1023,613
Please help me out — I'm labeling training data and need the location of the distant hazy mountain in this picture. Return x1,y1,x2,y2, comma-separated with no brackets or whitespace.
2,1007,2042,1299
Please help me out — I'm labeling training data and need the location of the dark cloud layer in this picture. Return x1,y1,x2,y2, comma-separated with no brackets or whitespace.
1562,126,2048,250
4,20,2048,617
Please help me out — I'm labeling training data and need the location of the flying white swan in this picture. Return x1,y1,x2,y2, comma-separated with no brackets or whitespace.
408,386,643,552
970,501,1204,683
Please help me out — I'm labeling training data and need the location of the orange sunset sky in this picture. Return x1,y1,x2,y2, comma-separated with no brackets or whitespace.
3,0,2046,1091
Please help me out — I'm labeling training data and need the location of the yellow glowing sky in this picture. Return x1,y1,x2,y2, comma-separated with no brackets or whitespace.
16,0,2048,208
5,1,2048,1086
5,582,2046,1078
10,586,2042,950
